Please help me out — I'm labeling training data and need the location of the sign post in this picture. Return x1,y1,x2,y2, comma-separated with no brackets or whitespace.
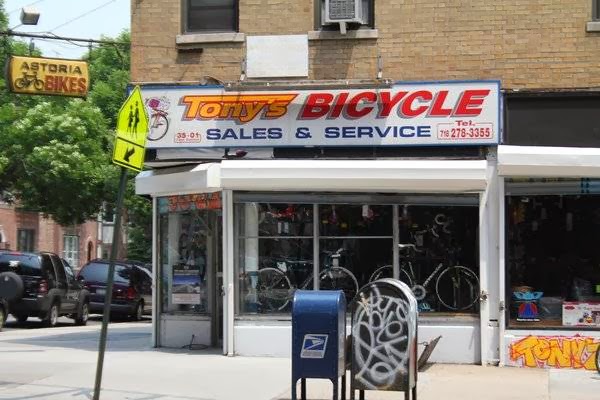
93,86,149,400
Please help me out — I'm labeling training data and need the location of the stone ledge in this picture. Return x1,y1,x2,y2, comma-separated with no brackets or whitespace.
307,29,379,40
176,32,246,45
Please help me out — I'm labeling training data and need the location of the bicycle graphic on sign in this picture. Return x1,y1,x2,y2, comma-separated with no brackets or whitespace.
145,96,171,141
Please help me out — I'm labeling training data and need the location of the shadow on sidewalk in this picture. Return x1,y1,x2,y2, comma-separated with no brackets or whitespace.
2,327,153,353
0,382,214,400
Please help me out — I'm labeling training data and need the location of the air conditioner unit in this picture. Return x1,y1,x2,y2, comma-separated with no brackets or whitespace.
324,0,364,25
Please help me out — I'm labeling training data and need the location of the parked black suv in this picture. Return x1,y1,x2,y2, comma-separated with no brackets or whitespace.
0,251,90,327
0,297,7,331
78,259,152,320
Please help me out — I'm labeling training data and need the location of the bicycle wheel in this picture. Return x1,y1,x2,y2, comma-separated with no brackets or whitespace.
596,346,600,374
147,114,169,141
435,265,479,311
368,265,413,289
34,79,44,91
14,78,27,89
256,268,292,312
319,266,359,303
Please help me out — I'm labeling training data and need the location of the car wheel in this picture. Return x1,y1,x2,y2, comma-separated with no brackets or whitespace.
0,307,5,331
15,314,28,324
131,302,143,321
43,302,59,327
75,302,89,326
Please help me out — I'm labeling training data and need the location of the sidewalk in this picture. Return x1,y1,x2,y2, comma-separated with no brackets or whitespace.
0,323,598,400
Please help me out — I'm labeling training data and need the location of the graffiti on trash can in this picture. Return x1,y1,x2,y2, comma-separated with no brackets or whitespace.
352,285,413,390
509,335,600,370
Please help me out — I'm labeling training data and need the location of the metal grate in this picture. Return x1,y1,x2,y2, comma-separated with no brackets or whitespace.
328,0,357,20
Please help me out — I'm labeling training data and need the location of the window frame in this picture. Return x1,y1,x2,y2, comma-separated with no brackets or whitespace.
314,0,375,31
594,0,600,21
182,0,240,34
17,229,35,252
63,234,80,269
504,180,600,331
234,197,480,317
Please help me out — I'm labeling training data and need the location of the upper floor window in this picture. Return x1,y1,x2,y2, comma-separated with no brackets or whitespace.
594,0,600,21
17,229,35,252
185,0,239,33
316,0,374,30
63,235,80,269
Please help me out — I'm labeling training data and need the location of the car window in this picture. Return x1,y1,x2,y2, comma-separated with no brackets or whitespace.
62,259,76,285
41,255,58,281
50,255,67,285
0,253,41,276
79,262,131,284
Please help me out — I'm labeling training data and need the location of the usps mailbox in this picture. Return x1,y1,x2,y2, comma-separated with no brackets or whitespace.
292,290,346,400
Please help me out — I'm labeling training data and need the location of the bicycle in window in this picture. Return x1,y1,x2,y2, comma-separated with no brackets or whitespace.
248,248,359,312
369,243,480,312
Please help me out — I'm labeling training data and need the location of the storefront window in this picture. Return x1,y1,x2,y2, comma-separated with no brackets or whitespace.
236,203,314,314
319,205,393,302
396,205,479,313
506,179,600,329
235,196,480,316
158,194,222,315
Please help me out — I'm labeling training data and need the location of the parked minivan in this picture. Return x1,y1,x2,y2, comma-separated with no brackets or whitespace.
77,259,152,320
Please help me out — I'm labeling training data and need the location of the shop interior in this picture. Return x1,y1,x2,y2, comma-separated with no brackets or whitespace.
506,179,600,329
234,194,480,316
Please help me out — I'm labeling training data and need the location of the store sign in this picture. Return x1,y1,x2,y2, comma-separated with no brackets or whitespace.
140,81,501,149
158,193,222,214
508,335,600,370
6,55,89,97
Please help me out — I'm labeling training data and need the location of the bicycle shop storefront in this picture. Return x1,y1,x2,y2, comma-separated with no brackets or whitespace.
135,81,502,365
497,92,600,371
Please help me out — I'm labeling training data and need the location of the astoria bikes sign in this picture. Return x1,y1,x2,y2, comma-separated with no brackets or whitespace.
139,80,501,148
6,56,89,98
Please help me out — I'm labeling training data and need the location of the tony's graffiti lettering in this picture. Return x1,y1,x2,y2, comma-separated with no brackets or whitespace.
509,335,599,370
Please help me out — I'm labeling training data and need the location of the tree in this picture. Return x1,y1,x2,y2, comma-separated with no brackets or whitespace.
85,32,152,262
0,2,151,259
0,1,121,225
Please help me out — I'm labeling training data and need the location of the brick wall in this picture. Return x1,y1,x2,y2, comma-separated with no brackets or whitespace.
0,203,100,268
131,0,600,89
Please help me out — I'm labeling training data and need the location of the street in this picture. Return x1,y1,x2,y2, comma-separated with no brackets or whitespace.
2,314,150,332
0,321,598,400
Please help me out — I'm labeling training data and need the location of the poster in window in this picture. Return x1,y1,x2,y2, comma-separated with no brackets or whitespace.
172,264,202,305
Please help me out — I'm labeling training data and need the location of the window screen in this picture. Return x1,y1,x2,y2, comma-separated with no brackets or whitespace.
186,0,237,33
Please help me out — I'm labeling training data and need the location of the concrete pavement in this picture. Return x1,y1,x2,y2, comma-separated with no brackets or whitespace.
0,323,598,400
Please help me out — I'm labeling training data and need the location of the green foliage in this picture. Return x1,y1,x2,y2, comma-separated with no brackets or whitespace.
87,31,130,127
125,182,152,262
0,4,149,258
0,100,119,224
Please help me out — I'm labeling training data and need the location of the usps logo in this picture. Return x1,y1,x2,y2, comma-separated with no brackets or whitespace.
300,334,329,359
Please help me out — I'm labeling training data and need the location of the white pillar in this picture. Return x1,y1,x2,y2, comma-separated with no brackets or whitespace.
479,154,500,365
151,196,158,347
222,190,235,356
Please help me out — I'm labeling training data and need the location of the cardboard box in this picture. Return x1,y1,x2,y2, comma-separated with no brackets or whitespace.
562,302,600,327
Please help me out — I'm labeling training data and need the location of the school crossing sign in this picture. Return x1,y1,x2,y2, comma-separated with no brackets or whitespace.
112,86,149,172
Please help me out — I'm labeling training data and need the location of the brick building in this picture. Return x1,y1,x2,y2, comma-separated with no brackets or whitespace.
0,202,100,269
132,1,600,370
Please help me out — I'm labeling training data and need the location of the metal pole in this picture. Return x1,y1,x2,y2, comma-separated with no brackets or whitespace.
93,167,128,400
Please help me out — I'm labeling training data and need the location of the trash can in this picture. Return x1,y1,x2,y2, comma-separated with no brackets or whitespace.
350,278,418,400
292,290,346,400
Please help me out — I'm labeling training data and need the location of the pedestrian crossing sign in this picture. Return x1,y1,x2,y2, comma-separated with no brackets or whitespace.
112,86,149,171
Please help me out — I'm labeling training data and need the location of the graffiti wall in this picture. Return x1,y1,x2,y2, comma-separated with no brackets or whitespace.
508,335,599,370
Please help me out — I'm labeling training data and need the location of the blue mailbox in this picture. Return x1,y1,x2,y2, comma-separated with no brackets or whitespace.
292,290,346,400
